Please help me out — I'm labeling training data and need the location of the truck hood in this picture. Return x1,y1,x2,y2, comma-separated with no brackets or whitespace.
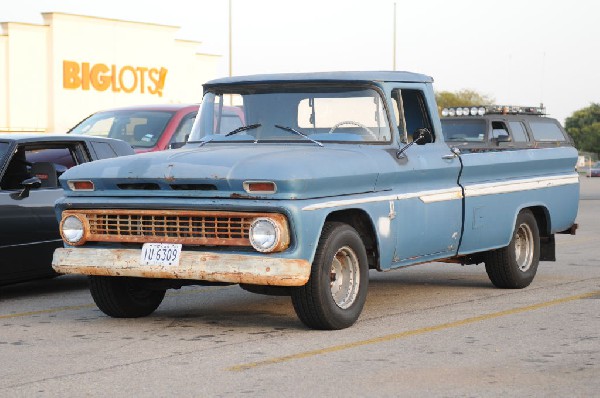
61,144,382,199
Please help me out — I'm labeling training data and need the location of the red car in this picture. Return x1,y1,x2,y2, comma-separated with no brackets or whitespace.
67,104,244,153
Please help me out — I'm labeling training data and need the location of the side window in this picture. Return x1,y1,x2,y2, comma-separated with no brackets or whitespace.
529,121,566,142
508,121,529,142
490,121,509,139
0,144,78,190
91,141,118,159
170,112,197,146
391,89,434,143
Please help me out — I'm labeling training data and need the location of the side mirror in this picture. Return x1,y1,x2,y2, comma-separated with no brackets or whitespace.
412,128,434,145
169,142,186,149
397,128,434,159
10,176,42,200
494,134,511,145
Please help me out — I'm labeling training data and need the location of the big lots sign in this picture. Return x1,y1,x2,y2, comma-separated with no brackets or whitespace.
62,60,168,97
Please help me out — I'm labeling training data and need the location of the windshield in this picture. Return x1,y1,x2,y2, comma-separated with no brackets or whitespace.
189,85,391,144
441,119,487,142
68,110,176,148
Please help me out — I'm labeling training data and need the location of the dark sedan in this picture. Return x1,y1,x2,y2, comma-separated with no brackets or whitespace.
0,134,134,285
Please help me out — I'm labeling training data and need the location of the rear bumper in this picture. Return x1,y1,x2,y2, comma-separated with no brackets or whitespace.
52,248,311,287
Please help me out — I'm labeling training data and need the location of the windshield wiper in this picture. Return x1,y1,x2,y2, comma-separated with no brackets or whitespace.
274,125,323,147
193,124,262,147
225,123,262,136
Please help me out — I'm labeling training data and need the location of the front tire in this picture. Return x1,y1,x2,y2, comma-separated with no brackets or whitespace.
89,276,165,318
291,222,369,330
485,209,540,289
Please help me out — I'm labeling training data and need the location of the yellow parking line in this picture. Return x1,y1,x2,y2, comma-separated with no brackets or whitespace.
228,291,600,372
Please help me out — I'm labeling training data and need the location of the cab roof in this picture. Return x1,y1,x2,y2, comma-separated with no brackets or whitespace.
204,71,433,88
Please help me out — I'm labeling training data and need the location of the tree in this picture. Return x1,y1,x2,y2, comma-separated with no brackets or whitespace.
435,89,494,112
565,103,600,154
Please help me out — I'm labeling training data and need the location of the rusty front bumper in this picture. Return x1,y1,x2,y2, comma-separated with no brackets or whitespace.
52,248,311,286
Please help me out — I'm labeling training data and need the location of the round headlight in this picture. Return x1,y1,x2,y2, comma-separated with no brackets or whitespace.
470,107,478,115
249,218,280,253
477,107,486,116
456,108,464,116
462,107,469,116
448,108,456,116
62,215,84,244
441,108,449,117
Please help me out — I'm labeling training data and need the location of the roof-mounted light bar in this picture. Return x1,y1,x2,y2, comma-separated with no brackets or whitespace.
442,105,546,117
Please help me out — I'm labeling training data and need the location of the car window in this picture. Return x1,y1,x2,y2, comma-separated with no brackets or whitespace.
391,89,434,143
441,119,487,142
70,110,176,148
191,86,391,143
169,112,197,145
0,144,81,190
90,141,119,159
490,121,509,139
529,121,566,142
508,121,529,142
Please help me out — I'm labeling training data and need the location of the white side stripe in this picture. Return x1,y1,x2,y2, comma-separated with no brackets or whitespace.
464,174,579,198
301,174,578,211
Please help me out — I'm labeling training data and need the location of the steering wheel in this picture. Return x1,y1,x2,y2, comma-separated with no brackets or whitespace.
328,120,378,140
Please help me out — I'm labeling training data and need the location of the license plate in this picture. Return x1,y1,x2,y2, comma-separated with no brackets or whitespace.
140,243,182,266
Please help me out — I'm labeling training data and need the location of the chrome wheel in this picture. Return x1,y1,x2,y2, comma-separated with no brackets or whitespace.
514,222,534,272
484,209,540,289
291,222,368,329
329,246,360,309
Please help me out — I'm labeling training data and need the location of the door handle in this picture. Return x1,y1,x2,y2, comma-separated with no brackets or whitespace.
442,147,461,160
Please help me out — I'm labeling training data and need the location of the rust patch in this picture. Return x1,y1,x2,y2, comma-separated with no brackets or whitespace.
59,209,290,252
53,248,310,286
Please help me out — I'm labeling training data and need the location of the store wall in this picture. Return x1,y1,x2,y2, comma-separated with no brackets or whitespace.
0,13,220,133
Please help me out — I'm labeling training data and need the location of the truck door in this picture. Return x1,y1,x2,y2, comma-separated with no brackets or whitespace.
387,88,463,267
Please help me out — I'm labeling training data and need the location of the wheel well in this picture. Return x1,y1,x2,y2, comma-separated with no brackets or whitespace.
525,205,555,262
526,206,550,237
325,209,379,269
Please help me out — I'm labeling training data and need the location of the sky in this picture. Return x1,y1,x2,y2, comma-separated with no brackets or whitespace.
1,0,599,123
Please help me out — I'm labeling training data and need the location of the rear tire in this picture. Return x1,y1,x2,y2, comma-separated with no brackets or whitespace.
291,222,368,330
89,276,165,318
485,209,540,289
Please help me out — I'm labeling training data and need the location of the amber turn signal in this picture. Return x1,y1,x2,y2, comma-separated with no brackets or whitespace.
67,180,95,191
243,181,276,194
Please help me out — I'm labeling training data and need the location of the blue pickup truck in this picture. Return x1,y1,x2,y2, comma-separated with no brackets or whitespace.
52,72,579,330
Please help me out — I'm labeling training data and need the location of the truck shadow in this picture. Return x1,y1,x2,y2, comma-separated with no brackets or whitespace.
0,275,89,300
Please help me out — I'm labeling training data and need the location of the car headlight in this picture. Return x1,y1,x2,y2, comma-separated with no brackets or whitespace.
61,215,86,245
249,218,281,253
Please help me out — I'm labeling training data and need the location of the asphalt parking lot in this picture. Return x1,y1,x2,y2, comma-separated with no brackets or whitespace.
1,177,599,397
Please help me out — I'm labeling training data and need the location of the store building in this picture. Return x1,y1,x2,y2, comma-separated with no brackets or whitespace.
0,13,220,133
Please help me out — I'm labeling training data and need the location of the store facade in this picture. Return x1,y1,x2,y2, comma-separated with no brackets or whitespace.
0,13,220,133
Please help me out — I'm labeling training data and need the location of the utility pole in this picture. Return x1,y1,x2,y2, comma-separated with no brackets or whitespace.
229,0,232,78
393,2,397,71
228,0,233,105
